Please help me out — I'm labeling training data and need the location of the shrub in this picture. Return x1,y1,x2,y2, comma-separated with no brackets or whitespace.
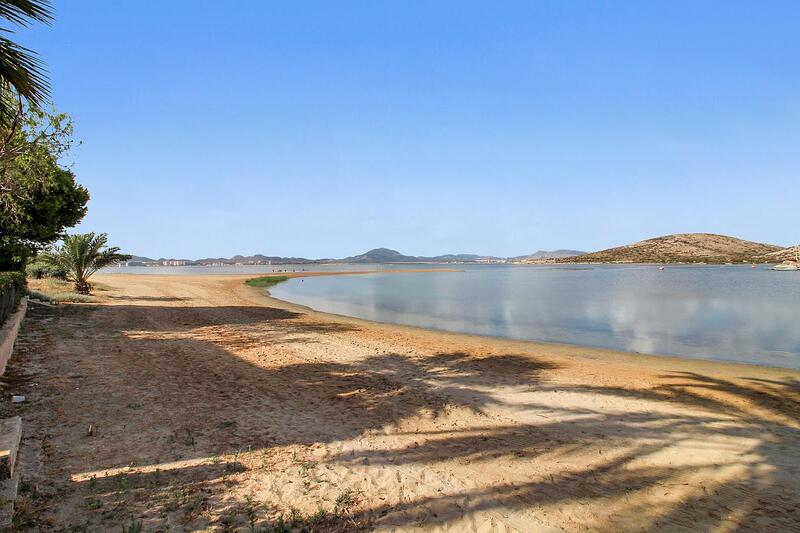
0,271,26,325
0,271,26,293
245,276,289,288
25,259,68,280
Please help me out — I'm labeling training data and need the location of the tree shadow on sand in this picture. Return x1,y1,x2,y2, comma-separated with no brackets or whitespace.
107,295,196,302
9,301,800,531
328,370,800,530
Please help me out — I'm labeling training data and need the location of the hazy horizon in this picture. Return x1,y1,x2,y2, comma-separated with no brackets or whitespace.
126,246,591,261
26,1,800,258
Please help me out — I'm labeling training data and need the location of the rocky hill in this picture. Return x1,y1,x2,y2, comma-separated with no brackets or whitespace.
759,245,799,263
561,233,783,264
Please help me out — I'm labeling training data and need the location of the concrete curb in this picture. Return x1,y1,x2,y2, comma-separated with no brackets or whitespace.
0,297,27,528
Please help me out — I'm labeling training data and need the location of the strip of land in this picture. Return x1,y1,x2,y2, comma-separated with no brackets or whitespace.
1,271,798,531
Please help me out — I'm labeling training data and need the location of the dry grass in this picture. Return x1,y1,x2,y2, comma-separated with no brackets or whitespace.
26,278,111,304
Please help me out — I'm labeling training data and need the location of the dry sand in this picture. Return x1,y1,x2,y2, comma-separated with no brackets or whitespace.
1,271,798,532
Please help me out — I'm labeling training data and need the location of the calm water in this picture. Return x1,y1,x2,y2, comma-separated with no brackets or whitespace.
270,265,800,369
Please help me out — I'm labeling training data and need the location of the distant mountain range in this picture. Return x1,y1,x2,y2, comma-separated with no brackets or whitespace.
126,248,499,266
126,234,794,266
200,254,322,264
127,248,586,266
340,248,496,264
126,254,321,265
510,250,586,261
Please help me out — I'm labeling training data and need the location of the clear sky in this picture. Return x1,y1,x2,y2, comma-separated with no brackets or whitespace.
21,1,800,258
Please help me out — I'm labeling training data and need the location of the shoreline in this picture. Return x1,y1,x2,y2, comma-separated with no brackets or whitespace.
8,270,797,530
108,259,788,268
264,286,800,375
100,269,799,375
260,272,799,375
92,270,800,388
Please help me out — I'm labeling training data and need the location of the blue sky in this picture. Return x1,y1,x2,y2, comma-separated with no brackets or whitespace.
22,1,800,258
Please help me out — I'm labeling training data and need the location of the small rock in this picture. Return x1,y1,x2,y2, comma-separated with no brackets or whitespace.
11,395,25,403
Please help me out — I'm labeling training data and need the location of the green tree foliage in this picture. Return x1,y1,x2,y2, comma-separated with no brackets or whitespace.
41,232,130,294
0,2,79,272
25,254,66,279
0,107,88,270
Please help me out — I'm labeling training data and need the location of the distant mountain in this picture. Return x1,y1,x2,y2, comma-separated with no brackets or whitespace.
195,254,319,265
124,248,489,266
339,248,494,264
430,254,486,262
341,248,416,263
128,236,785,267
127,255,156,263
511,249,585,261
560,233,783,264
124,254,317,266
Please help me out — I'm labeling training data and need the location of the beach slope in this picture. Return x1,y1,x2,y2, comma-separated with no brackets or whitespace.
3,272,798,531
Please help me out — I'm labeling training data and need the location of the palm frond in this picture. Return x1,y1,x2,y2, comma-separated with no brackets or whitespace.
0,0,52,124
0,0,53,27
0,33,48,107
41,233,131,294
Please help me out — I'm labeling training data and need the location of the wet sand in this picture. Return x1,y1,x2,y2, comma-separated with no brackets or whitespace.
2,271,798,531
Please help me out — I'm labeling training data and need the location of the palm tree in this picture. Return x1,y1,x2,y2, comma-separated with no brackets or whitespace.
42,232,130,294
0,0,53,129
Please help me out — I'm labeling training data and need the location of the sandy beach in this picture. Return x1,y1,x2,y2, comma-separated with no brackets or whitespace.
2,271,798,531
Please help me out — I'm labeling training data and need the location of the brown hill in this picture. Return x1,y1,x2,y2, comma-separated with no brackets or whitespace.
759,245,800,263
561,233,783,264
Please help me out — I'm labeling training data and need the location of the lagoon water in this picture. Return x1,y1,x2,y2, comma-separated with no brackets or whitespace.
270,264,800,369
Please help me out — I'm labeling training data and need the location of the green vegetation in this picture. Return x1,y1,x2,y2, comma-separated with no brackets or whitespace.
309,508,329,524
10,478,52,530
121,517,143,533
0,270,25,294
26,276,101,303
0,3,100,273
245,276,289,288
0,5,125,289
334,489,358,516
0,106,89,270
0,269,25,323
41,232,130,294
25,256,66,279
0,0,53,127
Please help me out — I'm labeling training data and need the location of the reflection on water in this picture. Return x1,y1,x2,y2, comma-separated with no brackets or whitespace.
270,265,800,369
